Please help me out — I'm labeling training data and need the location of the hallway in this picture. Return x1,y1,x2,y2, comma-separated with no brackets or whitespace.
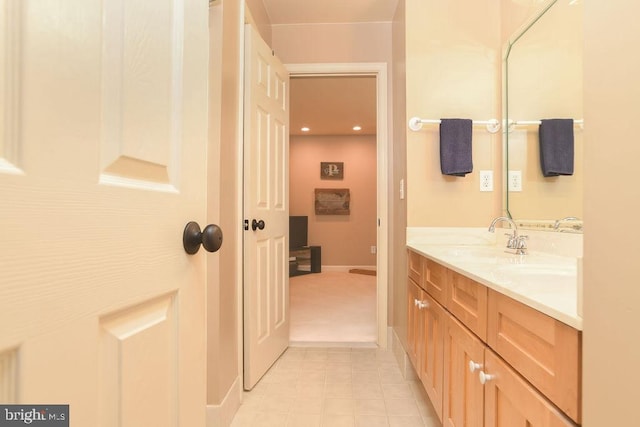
231,346,441,426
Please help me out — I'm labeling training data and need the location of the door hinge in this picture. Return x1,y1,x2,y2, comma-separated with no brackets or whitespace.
244,219,249,231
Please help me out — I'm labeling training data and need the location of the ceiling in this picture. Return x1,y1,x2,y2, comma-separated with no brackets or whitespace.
261,0,399,25
259,1,396,137
290,76,377,136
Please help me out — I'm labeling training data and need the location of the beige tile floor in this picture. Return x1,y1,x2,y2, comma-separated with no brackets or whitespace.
231,346,442,427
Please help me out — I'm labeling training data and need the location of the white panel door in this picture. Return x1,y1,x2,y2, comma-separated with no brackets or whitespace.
243,24,290,390
0,1,210,426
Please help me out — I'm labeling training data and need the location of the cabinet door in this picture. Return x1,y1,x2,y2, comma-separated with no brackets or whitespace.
419,292,445,421
407,278,423,370
483,350,577,427
443,316,485,427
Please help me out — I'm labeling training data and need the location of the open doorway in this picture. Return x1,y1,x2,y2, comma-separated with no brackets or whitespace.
286,64,388,347
289,75,377,344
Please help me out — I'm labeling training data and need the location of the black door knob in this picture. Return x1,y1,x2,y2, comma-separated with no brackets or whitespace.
251,219,265,231
183,221,223,254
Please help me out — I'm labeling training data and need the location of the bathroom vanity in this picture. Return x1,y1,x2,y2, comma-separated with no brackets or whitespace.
405,228,581,427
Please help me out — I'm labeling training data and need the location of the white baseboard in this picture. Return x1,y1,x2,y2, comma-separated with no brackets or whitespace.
391,328,418,381
321,265,376,272
207,376,242,427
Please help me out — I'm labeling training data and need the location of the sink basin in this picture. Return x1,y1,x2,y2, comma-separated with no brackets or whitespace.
491,263,577,286
496,264,576,276
437,246,503,259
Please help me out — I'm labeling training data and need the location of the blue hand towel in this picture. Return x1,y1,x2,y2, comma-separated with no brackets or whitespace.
439,118,473,176
539,119,574,177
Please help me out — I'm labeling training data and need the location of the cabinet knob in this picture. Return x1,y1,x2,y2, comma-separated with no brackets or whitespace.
479,371,495,385
414,299,428,309
417,300,429,309
469,361,482,373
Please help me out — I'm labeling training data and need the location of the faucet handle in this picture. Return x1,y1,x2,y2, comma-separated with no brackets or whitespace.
516,235,528,247
504,233,517,249
515,235,528,254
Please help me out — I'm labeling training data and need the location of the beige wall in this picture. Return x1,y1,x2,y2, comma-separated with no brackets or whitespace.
244,0,271,46
271,22,392,64
583,2,640,425
405,0,502,227
391,0,408,344
207,0,241,406
290,135,377,267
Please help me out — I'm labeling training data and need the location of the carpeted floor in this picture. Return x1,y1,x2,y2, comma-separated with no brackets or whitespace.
290,271,377,344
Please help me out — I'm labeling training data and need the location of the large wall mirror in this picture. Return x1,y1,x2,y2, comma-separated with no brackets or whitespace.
504,0,583,232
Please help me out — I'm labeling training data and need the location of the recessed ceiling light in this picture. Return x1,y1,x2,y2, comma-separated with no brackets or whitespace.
353,125,362,131
301,127,310,132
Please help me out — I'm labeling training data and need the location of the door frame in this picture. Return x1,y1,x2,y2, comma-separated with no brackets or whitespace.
285,62,389,349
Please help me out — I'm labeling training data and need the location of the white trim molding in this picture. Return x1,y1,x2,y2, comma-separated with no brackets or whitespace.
0,0,23,175
206,376,242,427
286,62,389,349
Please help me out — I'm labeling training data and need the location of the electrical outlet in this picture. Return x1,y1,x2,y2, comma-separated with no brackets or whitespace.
509,170,522,192
479,170,493,192
370,246,377,254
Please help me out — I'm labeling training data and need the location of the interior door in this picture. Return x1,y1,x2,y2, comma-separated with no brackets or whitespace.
243,24,290,390
0,1,210,426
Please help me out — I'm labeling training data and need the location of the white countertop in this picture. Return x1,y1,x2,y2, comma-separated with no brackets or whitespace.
407,227,583,330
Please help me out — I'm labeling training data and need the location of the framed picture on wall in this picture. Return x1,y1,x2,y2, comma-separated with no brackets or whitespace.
320,162,344,180
314,188,350,215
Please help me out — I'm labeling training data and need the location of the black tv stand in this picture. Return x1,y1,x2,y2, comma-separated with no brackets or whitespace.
289,246,321,277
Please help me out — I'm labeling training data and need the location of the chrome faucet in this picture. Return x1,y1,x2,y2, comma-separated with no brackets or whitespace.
488,216,528,255
553,216,581,231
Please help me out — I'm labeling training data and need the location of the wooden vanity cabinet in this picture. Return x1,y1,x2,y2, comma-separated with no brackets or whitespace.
407,274,445,420
487,290,581,424
442,323,575,427
408,249,423,285
483,350,575,427
406,249,580,427
407,278,422,369
446,269,488,341
418,291,445,421
424,258,448,306
442,315,485,427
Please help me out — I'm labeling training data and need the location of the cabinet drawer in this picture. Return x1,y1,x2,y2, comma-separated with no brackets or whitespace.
424,258,448,305
487,290,581,424
446,270,487,341
408,250,423,286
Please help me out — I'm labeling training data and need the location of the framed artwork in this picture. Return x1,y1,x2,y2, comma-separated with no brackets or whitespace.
320,162,344,180
315,188,350,215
